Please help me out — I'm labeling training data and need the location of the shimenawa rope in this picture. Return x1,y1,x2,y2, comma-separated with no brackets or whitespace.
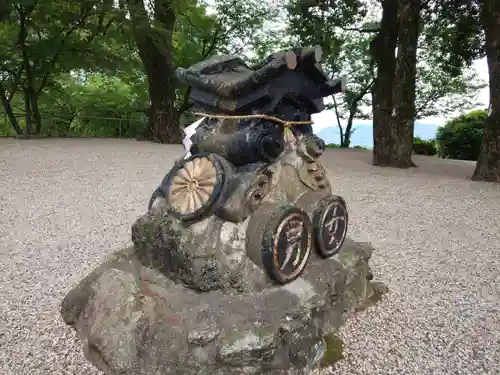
192,112,313,128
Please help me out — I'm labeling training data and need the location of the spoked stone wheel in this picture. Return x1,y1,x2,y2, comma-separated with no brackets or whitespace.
312,195,348,258
246,204,312,284
161,154,226,221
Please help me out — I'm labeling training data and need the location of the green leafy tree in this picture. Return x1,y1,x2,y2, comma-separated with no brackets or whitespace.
0,0,126,136
370,0,422,168
327,31,373,147
122,0,182,143
40,72,148,136
415,52,485,119
436,109,487,161
413,136,437,156
428,0,499,181
285,0,485,153
122,0,280,143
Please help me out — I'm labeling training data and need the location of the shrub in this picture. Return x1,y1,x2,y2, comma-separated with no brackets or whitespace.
326,143,370,150
353,145,370,150
436,110,487,161
413,136,437,156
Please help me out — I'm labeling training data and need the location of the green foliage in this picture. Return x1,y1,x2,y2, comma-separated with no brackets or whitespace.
286,0,366,61
436,110,487,160
412,136,437,156
0,0,281,137
423,0,484,77
46,73,147,137
0,0,491,145
415,3,487,118
0,115,17,136
0,0,133,135
212,0,280,57
285,1,484,147
1,72,147,136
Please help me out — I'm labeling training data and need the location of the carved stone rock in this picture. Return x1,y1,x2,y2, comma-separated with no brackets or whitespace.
61,234,387,375
60,47,386,375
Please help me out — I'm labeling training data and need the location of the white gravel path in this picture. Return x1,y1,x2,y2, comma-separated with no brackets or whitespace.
1,138,499,375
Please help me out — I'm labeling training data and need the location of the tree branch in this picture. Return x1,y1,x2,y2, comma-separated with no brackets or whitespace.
348,79,375,107
204,27,221,57
7,68,22,101
341,26,380,33
36,4,100,94
177,87,192,116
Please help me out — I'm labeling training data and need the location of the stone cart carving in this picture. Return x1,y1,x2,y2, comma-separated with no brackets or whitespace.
149,45,349,284
61,46,387,375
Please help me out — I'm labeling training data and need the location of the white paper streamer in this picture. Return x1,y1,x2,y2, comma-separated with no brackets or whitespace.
182,117,205,158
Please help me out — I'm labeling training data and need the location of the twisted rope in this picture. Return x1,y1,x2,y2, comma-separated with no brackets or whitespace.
192,112,313,128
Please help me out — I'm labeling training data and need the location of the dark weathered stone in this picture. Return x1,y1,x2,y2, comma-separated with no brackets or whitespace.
188,322,220,346
61,236,386,375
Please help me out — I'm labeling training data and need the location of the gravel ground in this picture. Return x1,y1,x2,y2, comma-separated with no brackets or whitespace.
1,138,499,375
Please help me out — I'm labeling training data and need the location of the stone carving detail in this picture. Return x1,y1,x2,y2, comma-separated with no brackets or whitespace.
246,204,313,284
313,196,349,258
61,46,387,375
146,46,350,281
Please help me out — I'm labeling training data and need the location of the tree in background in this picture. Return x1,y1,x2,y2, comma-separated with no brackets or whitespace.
0,0,278,140
122,0,279,143
429,0,498,181
370,0,421,168
414,48,484,119
327,31,373,148
122,0,180,143
286,0,484,151
0,0,125,136
286,0,375,148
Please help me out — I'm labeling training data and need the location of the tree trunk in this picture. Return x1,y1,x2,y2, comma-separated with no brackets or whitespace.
389,0,421,167
30,89,42,134
370,0,399,166
0,82,22,134
342,81,373,148
18,6,43,136
343,111,356,148
23,87,32,136
332,96,344,145
126,0,180,144
472,0,500,182
0,1,11,22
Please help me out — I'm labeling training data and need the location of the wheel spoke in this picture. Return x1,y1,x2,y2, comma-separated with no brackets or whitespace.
199,176,216,186
177,168,190,181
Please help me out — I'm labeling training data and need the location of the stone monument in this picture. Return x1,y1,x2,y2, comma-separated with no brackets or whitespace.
61,46,387,375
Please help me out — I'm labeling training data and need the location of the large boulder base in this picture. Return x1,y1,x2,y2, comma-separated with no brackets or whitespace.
61,213,386,375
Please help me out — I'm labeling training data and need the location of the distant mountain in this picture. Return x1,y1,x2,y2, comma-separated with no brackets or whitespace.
316,122,439,149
